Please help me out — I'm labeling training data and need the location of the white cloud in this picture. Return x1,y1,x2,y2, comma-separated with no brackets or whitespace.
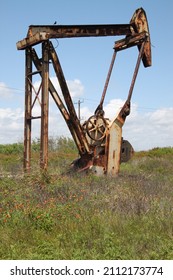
103,98,138,120
80,106,93,121
123,107,173,151
67,79,84,98
0,108,24,143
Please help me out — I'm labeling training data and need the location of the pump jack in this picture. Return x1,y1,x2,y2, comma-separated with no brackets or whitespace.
17,7,151,175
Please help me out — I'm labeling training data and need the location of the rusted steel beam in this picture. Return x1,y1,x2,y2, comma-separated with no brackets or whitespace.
48,41,91,155
16,24,133,50
130,7,151,67
17,33,47,50
28,24,133,37
40,41,49,170
24,48,32,171
114,31,147,52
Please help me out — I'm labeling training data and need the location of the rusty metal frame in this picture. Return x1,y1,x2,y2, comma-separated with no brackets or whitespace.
18,7,151,173
23,41,91,171
17,24,133,50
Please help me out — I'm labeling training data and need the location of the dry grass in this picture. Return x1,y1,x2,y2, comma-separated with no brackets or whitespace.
0,140,173,259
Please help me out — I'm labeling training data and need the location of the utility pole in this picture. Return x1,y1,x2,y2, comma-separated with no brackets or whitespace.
74,99,84,121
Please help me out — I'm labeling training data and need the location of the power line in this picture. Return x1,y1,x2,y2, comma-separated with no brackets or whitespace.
0,85,24,93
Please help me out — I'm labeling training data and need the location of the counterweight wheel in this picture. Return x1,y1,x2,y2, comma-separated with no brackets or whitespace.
86,115,107,141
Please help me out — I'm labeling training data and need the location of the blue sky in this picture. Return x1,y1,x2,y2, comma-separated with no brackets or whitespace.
0,0,173,150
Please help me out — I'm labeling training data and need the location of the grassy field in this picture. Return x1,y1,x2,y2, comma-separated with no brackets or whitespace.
0,138,173,259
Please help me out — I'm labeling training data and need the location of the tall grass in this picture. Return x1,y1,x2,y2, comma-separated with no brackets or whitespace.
0,139,173,259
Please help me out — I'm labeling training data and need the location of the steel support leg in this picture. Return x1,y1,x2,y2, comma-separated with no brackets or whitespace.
24,48,32,171
40,41,49,169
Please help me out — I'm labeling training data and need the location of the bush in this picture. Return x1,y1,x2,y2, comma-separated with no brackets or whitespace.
0,143,23,154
